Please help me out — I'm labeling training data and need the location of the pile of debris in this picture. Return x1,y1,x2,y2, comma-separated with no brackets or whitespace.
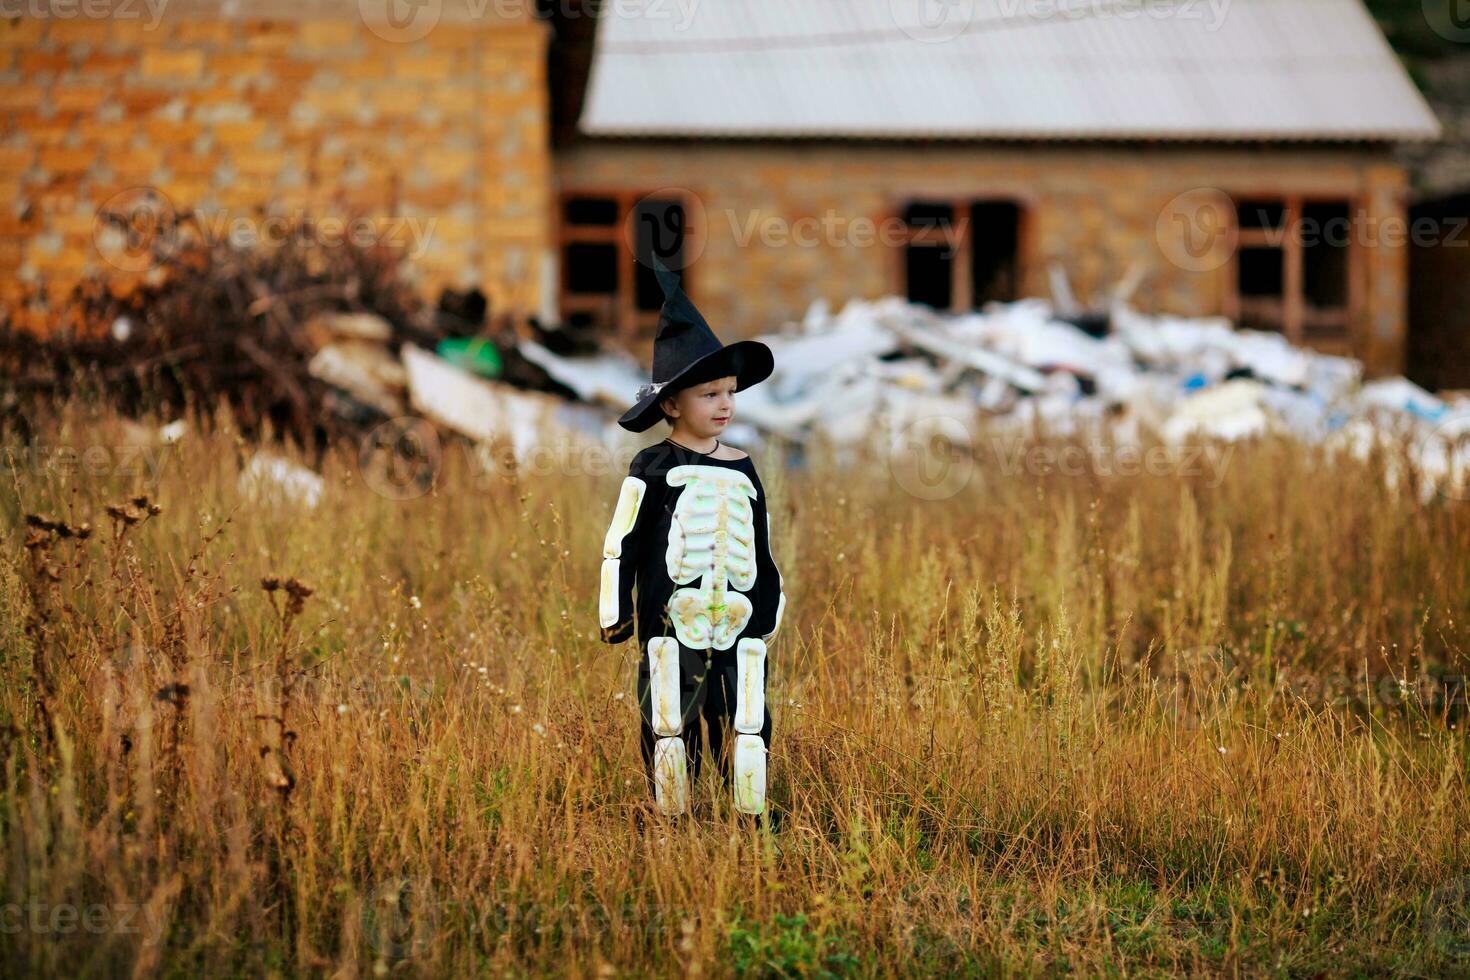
0,213,607,461
526,293,1470,500
6,218,1465,502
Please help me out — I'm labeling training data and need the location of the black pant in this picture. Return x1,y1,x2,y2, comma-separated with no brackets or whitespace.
635,637,773,801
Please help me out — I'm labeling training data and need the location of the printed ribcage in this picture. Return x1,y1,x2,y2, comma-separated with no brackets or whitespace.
664,464,758,650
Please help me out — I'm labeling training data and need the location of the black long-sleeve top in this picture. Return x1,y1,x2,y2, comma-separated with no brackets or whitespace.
598,439,786,651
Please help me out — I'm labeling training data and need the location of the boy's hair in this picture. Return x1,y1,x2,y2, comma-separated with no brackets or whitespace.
657,388,681,426
655,363,738,426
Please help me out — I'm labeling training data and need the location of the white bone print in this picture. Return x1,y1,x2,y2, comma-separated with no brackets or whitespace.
647,636,687,814
732,637,767,814
598,475,646,629
664,464,758,650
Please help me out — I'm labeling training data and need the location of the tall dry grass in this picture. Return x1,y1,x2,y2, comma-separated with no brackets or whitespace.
1,397,1468,977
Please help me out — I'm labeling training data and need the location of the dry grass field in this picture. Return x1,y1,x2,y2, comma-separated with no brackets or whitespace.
3,398,1468,977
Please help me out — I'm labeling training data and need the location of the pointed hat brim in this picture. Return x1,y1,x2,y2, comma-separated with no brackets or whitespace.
617,339,774,433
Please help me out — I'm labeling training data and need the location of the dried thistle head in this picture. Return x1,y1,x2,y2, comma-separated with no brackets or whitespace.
105,503,140,526
284,578,313,616
261,576,280,592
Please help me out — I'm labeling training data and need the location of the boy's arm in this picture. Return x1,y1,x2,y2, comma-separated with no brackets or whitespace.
598,452,653,644
751,468,787,644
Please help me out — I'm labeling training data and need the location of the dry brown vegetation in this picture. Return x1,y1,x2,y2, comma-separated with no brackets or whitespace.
2,398,1468,977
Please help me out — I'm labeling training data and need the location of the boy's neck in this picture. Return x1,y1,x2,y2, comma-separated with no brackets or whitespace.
667,427,719,454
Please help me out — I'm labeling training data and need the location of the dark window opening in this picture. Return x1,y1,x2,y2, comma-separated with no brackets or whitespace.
903,202,955,227
1227,195,1355,346
900,197,1023,311
1237,245,1285,333
565,242,617,294
906,245,954,309
1302,201,1349,310
1237,200,1286,232
970,200,1020,306
1238,246,1283,298
558,190,698,343
562,197,619,226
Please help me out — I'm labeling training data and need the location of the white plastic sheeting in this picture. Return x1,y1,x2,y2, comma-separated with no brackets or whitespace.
523,293,1470,502
401,343,604,465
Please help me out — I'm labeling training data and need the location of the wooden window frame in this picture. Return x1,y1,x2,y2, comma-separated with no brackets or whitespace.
1223,191,1361,355
555,188,704,346
885,196,1033,313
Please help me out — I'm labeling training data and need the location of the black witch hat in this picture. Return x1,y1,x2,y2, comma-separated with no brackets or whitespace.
617,256,773,433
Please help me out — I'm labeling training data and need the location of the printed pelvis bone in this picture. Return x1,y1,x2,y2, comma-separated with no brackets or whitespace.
665,465,758,651
733,637,767,814
647,636,688,814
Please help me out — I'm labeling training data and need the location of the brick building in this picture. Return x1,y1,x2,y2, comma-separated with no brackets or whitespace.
0,0,1445,378
554,0,1441,377
1,0,553,328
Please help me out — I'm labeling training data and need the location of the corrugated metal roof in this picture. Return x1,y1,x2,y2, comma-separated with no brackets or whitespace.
577,0,1441,142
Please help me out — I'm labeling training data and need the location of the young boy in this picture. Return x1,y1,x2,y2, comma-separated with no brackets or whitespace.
597,259,786,821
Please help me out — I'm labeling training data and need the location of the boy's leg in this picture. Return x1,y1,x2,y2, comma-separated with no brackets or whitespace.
701,651,735,790
703,638,773,814
635,636,712,814
678,640,711,785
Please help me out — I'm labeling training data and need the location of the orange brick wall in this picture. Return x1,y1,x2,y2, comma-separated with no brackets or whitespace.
556,142,1412,376
0,10,552,332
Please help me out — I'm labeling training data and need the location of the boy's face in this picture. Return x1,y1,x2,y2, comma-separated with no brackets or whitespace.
661,375,737,437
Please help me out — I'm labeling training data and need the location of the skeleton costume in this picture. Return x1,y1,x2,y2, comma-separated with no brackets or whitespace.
598,259,785,817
